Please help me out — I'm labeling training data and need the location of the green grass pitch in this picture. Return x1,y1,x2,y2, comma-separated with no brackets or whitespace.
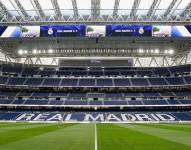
0,123,190,150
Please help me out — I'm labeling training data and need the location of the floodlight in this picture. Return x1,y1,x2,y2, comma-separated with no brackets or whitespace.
18,49,23,55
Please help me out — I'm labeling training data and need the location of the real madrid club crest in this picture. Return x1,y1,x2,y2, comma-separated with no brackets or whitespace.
48,28,53,35
139,27,144,34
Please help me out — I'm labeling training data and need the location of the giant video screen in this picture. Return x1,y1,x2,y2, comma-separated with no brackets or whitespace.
40,25,86,37
106,25,152,37
0,24,191,38
0,26,40,38
86,26,106,37
171,25,191,37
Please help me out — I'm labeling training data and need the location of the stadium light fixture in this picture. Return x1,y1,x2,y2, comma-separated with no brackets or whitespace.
164,50,168,54
48,49,53,54
154,49,159,54
168,49,174,55
24,50,28,54
33,49,37,54
138,49,144,53
18,49,23,55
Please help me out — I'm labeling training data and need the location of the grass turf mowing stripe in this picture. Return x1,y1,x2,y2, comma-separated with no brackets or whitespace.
0,123,95,150
0,123,74,146
139,123,191,133
0,123,55,135
117,124,191,147
97,124,191,150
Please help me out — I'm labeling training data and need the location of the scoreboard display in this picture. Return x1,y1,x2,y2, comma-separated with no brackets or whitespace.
106,25,152,37
40,25,86,37
0,24,190,38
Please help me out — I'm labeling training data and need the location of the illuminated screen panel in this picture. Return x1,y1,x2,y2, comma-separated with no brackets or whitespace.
171,25,191,37
21,26,40,38
0,24,190,38
0,26,40,38
40,25,86,37
86,26,106,37
0,26,21,38
106,25,152,37
152,26,171,37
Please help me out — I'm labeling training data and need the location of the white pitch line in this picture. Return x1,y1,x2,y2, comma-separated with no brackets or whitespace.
94,123,98,150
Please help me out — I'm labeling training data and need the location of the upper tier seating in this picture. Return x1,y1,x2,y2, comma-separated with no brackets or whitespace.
0,91,190,99
0,64,190,77
0,76,190,87
0,99,190,107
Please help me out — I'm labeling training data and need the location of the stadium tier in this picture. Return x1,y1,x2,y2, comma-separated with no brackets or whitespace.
0,63,190,112
0,111,191,122
0,76,191,87
1,64,191,77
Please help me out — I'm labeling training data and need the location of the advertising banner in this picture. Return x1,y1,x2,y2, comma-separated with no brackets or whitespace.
106,25,152,37
40,25,86,37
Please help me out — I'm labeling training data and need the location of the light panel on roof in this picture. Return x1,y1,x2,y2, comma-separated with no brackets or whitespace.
1,0,19,16
137,0,154,15
0,0,190,18
76,0,91,15
118,0,135,15
173,0,190,15
18,0,37,16
57,0,73,15
38,0,55,16
101,0,115,15
155,0,173,15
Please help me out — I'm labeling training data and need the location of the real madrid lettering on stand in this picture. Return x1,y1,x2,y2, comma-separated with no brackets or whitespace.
15,112,178,122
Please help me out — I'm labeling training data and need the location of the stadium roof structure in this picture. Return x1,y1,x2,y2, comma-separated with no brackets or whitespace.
0,0,191,25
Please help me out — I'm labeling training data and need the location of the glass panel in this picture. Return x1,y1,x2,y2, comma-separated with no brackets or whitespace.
18,0,37,16
57,0,73,15
155,0,173,15
137,0,154,15
101,0,115,15
1,0,19,16
38,0,55,16
76,0,91,15
100,0,115,15
118,0,134,15
173,0,190,15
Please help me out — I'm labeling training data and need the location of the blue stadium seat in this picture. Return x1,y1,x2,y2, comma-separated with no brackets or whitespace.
49,100,64,105
124,93,141,97
148,78,168,85
96,79,113,86
79,79,95,86
24,78,43,86
89,101,103,105
184,76,191,84
165,77,184,85
24,100,49,105
114,79,131,86
50,93,68,97
128,100,143,105
64,100,88,105
0,76,8,85
60,79,78,86
42,78,61,86
131,78,149,86
104,101,127,105
88,71,103,76
7,77,26,85
143,100,168,105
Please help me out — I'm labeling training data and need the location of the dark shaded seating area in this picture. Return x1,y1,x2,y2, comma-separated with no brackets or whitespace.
0,64,190,77
0,76,191,87
0,99,190,106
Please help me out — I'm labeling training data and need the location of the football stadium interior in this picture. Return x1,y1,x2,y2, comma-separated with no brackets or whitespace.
0,0,191,149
